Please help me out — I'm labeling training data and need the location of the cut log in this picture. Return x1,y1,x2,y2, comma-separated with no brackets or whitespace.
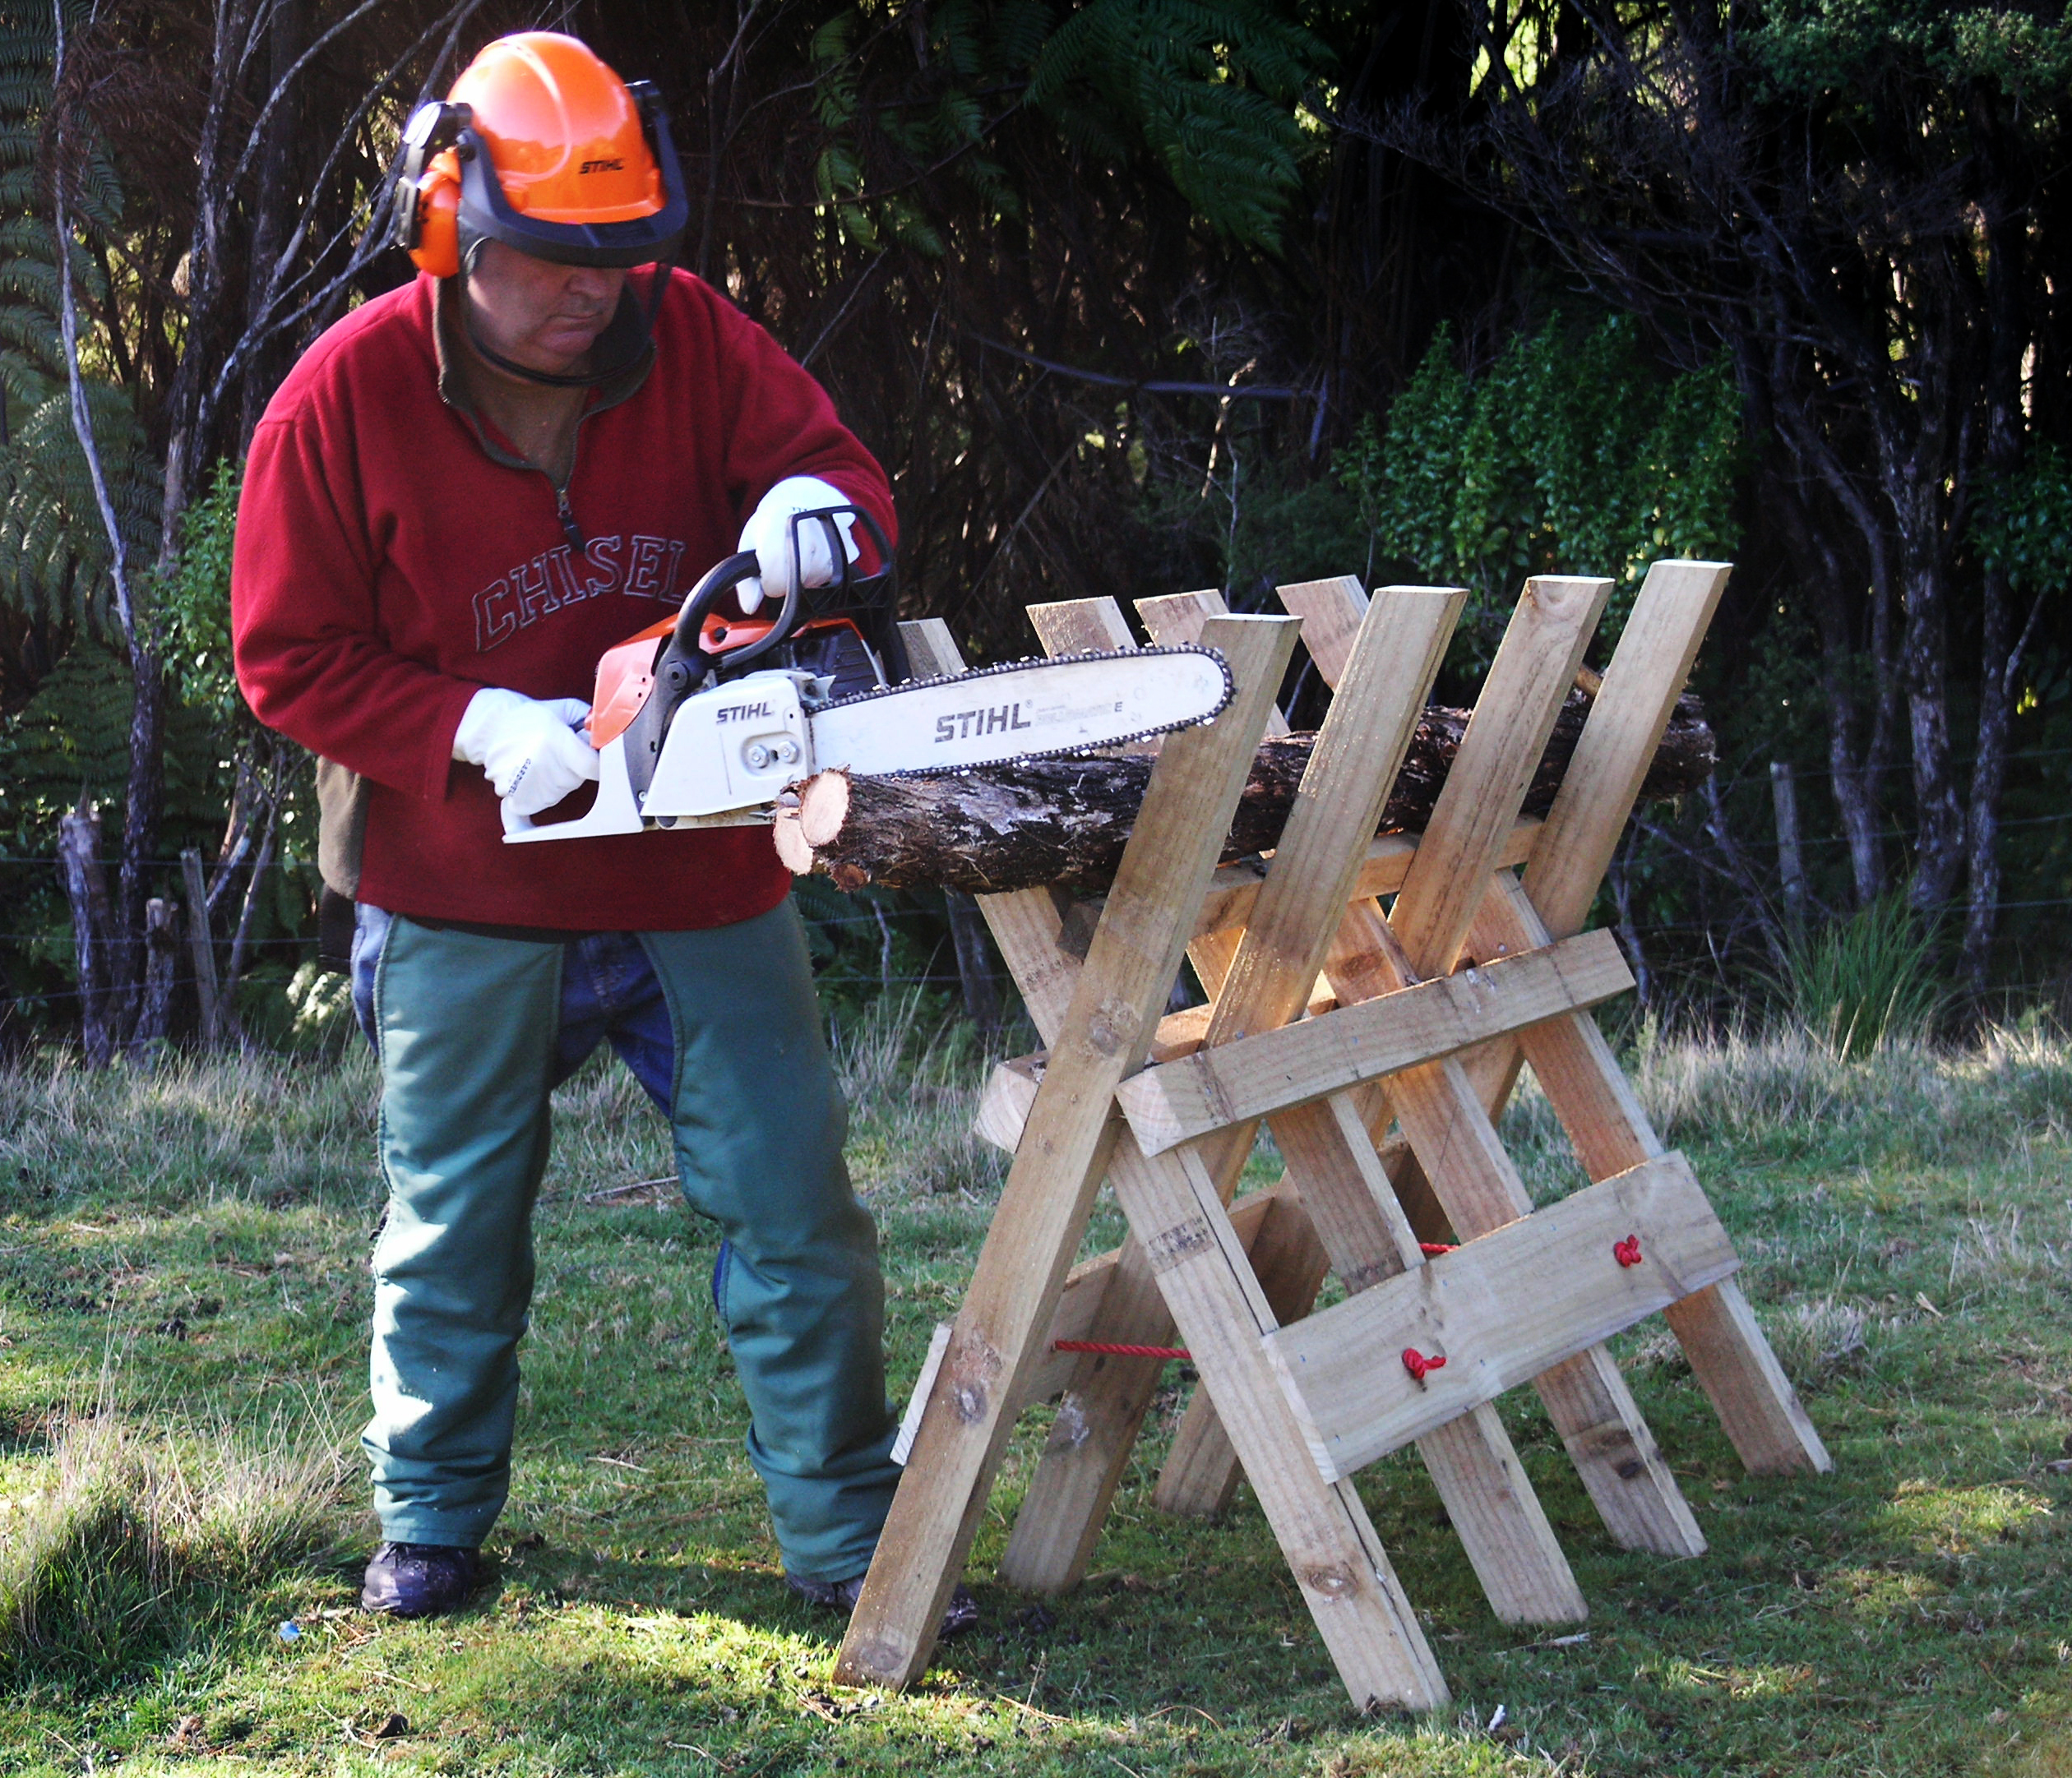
784,690,1714,894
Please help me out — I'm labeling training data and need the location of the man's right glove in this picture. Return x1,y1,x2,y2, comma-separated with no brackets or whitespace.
454,687,600,819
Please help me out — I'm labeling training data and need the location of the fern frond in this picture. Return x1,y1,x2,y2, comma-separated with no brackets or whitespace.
1025,0,1327,247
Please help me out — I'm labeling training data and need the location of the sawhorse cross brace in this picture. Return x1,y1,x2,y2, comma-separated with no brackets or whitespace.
834,564,1831,1712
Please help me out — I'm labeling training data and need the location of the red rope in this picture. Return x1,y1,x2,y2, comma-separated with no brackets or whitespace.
1419,1241,1457,1256
1613,1235,1644,1268
1402,1347,1447,1381
1052,1339,1191,1360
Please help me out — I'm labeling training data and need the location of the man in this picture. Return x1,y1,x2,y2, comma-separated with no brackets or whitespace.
233,31,969,1635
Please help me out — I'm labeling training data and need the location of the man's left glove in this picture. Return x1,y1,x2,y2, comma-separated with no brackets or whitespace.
453,687,600,819
736,475,861,613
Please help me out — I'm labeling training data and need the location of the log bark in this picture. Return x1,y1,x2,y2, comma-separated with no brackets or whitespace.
779,690,1715,894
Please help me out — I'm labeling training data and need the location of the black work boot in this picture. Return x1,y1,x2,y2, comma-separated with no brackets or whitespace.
786,1572,980,1640
360,1541,483,1618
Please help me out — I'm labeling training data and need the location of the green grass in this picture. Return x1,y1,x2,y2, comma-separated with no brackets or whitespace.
2,1006,2070,1776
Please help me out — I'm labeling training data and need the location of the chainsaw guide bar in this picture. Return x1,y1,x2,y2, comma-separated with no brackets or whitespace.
804,644,1236,780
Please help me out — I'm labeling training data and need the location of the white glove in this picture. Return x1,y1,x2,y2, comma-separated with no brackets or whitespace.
453,687,599,819
736,474,861,612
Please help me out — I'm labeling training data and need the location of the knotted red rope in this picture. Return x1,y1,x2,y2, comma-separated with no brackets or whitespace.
1613,1235,1644,1268
1402,1347,1447,1382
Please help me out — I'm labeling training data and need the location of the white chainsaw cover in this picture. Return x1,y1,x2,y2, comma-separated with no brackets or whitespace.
643,674,812,818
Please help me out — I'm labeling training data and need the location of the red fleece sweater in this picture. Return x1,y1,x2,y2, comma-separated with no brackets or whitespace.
233,270,894,931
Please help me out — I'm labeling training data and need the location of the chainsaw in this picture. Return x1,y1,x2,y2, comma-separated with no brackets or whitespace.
503,506,1234,842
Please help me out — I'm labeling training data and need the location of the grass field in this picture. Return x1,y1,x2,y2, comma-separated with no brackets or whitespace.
2,1000,2070,1777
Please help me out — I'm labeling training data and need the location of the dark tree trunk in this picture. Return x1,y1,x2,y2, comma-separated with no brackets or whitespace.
58,803,113,1068
1770,760,1807,932
1895,511,1965,910
238,0,306,446
157,0,247,574
1753,345,1893,908
224,801,279,998
1962,110,2034,995
944,891,1002,1037
113,646,165,1047
139,896,180,1050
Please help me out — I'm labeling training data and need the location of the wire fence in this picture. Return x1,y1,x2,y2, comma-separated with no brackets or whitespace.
8,742,2072,1030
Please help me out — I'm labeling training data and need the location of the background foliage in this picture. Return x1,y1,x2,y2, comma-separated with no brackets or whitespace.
0,0,2068,1051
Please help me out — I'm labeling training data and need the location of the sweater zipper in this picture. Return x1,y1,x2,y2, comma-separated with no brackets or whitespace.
548,400,607,554
553,482,585,553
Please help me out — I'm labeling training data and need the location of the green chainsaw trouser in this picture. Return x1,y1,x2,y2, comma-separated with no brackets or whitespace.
357,899,900,1582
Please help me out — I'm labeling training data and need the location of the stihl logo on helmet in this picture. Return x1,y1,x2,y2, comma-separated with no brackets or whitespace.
389,31,688,279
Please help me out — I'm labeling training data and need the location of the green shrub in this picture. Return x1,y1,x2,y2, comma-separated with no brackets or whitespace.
1335,316,1744,673
1769,894,1949,1060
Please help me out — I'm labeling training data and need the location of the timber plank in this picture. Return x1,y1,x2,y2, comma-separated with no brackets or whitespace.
1117,930,1634,1154
1276,576,1371,685
1524,561,1732,939
1477,877,1832,1476
1264,1092,1589,1623
997,598,1268,1593
1009,1183,1293,1411
1153,575,1601,1519
1287,572,1706,1556
1390,577,1612,977
1153,1189,1330,1519
1381,1052,1708,1554
835,615,1300,1692
1149,582,1581,1626
1138,590,1294,737
1000,587,1459,1596
1192,821,1541,943
1267,1154,1740,1480
1106,1138,1451,1708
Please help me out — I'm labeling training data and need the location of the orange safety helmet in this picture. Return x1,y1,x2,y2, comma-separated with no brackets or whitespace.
388,32,687,280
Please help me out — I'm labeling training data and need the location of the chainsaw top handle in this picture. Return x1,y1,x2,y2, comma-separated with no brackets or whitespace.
619,506,895,813
661,505,895,682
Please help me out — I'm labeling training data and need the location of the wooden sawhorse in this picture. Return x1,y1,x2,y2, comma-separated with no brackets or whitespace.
834,563,1829,1711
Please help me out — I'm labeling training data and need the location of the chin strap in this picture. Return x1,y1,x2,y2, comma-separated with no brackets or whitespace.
458,257,673,389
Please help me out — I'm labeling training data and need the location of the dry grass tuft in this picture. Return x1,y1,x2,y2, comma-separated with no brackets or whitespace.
0,1379,348,1680
1592,1019,2072,1166
831,992,1011,1198
1761,1295,1878,1390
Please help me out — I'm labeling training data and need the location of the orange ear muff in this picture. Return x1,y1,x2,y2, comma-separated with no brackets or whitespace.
408,161,461,278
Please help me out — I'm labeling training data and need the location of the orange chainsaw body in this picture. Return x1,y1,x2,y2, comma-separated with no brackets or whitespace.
587,610,872,747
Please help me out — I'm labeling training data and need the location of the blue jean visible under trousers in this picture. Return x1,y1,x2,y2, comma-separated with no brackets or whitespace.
350,899,900,1582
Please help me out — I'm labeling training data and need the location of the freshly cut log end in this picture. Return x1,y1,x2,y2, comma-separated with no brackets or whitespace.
798,771,852,847
780,690,1715,895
